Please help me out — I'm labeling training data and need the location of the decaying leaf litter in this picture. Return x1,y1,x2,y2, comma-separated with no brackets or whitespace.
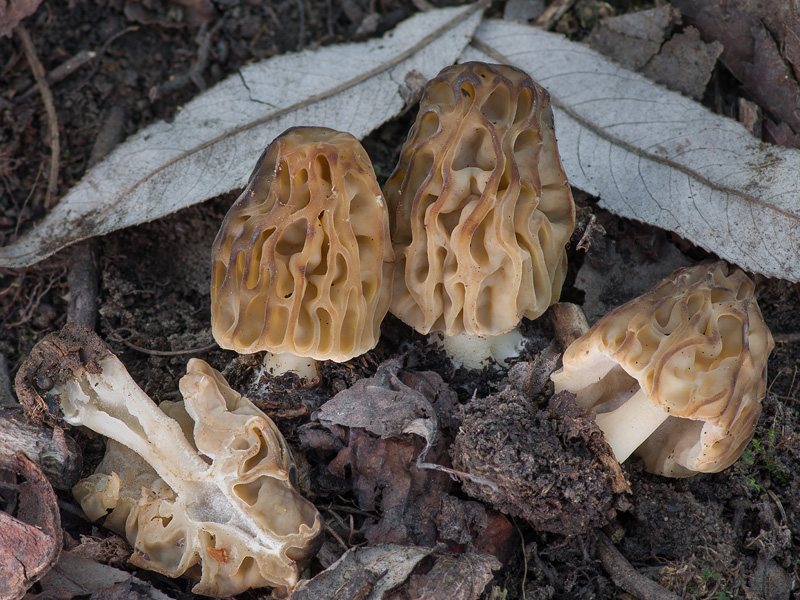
2,1,800,599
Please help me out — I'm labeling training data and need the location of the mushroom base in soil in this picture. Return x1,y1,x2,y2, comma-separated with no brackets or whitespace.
431,328,526,370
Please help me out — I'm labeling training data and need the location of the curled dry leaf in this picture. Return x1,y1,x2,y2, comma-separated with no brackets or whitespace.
0,453,62,600
464,20,800,281
0,3,486,268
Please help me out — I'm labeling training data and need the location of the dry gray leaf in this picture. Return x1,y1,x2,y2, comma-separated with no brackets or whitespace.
0,3,486,268
290,544,434,600
465,20,800,281
40,552,176,599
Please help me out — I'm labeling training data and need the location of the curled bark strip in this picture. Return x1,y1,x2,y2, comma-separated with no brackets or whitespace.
0,453,62,600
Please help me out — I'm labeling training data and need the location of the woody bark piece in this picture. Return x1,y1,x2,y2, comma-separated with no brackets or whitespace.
0,409,81,490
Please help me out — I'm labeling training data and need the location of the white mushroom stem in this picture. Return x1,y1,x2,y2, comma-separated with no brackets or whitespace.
260,352,318,380
434,328,526,370
594,389,671,463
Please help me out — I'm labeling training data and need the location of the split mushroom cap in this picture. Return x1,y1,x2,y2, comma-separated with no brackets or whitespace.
16,324,323,596
551,262,774,477
211,126,393,364
384,61,575,338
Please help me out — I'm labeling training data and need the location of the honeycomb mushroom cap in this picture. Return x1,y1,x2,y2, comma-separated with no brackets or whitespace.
384,62,575,336
551,262,774,477
211,126,393,361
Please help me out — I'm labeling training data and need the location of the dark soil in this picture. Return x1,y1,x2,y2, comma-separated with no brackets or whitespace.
2,1,800,600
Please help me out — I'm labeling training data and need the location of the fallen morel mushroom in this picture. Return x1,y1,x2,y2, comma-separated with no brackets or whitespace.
16,324,323,597
384,62,575,368
211,126,393,378
550,262,774,477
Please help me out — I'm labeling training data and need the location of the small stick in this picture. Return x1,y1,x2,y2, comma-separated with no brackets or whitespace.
596,532,682,600
149,21,222,100
66,106,128,330
773,332,800,343
533,0,576,30
20,49,96,100
16,24,60,208
113,336,218,357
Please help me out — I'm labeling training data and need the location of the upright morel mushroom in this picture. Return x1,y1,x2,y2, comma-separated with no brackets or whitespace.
551,262,774,477
384,62,575,368
212,126,393,378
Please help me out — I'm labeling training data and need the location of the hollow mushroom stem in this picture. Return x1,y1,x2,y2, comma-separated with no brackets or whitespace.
260,352,318,380
594,389,670,463
434,328,526,370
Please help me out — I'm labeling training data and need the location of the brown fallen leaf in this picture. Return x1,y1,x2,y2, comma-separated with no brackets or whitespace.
671,0,800,134
587,6,681,70
303,357,515,558
0,453,61,600
0,0,42,38
641,26,723,100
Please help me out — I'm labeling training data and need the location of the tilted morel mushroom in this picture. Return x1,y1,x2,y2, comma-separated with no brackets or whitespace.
384,62,575,368
16,324,323,597
212,126,393,378
550,262,774,477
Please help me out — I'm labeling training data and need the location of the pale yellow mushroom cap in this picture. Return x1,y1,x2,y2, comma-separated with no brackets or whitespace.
211,127,393,362
384,62,575,337
551,262,774,477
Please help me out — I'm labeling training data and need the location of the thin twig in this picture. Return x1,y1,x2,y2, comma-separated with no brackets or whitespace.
773,332,800,343
115,337,219,357
596,532,682,600
512,518,528,600
20,49,96,100
149,21,223,100
533,0,576,30
74,25,139,92
108,328,218,356
16,24,60,208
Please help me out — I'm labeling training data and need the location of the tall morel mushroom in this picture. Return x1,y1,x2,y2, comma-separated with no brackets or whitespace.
384,62,575,368
550,262,774,477
212,126,393,378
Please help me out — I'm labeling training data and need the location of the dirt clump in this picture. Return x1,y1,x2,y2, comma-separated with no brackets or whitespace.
452,386,630,536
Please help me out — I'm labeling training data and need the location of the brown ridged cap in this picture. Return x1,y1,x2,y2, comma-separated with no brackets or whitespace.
384,62,575,336
211,127,393,361
551,262,774,476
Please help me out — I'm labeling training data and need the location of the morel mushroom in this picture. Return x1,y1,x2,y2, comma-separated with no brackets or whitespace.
212,126,393,378
17,324,323,597
550,262,774,477
384,62,575,368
